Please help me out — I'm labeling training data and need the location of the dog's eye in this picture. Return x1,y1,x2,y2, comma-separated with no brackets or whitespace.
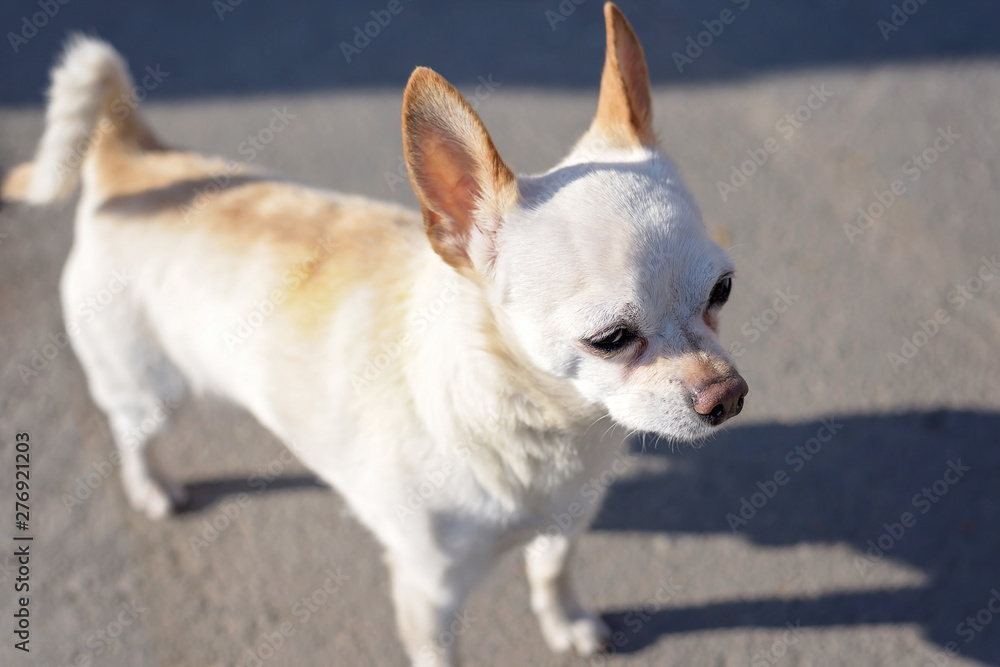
709,276,732,307
585,327,637,355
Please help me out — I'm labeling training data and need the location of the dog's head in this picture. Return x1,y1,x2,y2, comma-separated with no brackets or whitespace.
402,2,747,441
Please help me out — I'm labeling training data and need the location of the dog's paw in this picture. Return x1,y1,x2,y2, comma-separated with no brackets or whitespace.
538,610,611,657
124,477,184,520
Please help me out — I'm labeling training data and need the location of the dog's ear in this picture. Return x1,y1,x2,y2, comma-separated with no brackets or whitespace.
402,67,517,275
589,3,655,148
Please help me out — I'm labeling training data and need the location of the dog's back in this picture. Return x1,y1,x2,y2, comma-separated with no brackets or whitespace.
2,36,442,515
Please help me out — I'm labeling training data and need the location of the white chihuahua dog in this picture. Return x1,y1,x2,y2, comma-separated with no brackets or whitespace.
4,4,747,664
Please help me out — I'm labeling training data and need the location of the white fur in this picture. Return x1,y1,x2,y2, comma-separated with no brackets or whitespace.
27,35,131,203
14,24,744,667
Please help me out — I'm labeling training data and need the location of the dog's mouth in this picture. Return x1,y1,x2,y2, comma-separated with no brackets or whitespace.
602,376,747,445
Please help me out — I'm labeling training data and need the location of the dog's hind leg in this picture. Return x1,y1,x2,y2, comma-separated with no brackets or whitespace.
61,250,187,519
524,533,610,657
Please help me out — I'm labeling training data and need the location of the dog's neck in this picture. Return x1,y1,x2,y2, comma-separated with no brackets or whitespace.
407,257,609,506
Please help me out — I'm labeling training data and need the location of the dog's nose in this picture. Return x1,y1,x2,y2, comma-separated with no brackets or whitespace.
693,375,748,426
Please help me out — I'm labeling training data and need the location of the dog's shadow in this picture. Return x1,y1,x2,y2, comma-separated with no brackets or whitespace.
591,410,1000,663
178,475,328,514
174,410,1000,663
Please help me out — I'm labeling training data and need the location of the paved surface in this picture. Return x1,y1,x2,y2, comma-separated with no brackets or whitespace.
1,2,999,666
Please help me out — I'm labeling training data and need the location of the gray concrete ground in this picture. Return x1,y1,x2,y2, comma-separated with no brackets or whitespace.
1,1,999,666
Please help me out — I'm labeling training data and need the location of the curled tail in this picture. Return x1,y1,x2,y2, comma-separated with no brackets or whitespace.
2,34,161,205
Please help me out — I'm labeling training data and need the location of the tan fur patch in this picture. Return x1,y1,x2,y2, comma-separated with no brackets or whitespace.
92,133,247,203
702,309,719,334
590,3,656,148
626,350,736,391
1,162,35,202
92,134,424,335
709,226,731,249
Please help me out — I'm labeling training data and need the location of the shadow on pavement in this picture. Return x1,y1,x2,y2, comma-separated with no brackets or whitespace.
169,410,1000,662
593,410,1000,664
180,475,328,514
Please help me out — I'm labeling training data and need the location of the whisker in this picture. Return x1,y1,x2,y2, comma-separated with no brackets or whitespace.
584,414,611,437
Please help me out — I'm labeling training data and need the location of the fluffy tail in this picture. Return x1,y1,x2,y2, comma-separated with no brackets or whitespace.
2,34,160,205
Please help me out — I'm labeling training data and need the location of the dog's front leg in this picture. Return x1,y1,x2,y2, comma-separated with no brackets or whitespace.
524,533,610,657
387,551,478,667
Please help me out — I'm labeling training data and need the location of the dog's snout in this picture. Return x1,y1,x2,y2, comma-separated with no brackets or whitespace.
693,375,748,426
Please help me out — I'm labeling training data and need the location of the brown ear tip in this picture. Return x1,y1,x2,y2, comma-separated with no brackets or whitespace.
403,68,438,119
406,67,437,89
408,67,452,95
604,2,623,22
404,67,461,109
